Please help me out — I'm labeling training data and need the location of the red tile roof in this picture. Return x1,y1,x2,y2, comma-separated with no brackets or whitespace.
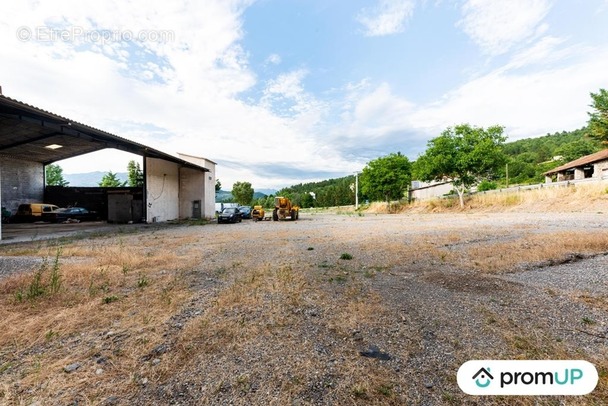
544,149,608,175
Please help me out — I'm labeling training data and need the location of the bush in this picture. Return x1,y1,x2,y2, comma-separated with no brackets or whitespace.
477,180,498,192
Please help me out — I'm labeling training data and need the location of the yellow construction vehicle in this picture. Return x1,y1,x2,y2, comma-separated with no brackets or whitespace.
252,205,268,222
272,196,299,221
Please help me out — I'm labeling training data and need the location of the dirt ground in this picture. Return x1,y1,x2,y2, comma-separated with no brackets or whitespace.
0,211,607,405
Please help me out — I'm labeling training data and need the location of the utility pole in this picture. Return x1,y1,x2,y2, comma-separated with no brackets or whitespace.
355,171,359,209
506,163,509,188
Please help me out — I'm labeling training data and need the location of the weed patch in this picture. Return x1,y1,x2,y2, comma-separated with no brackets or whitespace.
13,247,64,302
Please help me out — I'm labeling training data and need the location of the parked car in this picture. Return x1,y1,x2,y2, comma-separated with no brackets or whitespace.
43,207,99,223
217,207,242,223
238,206,252,219
14,203,60,222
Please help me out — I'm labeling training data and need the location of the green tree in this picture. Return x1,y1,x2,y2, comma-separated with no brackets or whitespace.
232,181,254,206
99,171,126,187
300,192,314,208
414,124,506,208
261,194,275,208
360,152,411,203
505,159,537,185
587,88,608,144
127,160,144,187
45,164,69,186
215,179,222,192
553,139,597,162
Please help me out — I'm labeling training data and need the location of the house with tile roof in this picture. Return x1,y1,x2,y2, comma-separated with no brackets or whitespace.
544,149,608,183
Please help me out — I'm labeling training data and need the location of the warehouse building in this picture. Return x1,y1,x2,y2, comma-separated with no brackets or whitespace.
0,92,216,240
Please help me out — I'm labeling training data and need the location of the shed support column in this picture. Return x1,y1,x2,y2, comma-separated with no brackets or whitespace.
0,166,2,240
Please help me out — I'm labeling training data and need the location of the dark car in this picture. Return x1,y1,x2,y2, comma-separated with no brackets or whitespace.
218,207,242,223
43,207,99,223
238,206,252,219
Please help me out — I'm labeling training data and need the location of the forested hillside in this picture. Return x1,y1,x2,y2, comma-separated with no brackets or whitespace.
499,127,602,185
276,127,603,208
276,176,356,208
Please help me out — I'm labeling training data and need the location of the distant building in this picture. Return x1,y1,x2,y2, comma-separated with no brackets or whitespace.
409,180,454,201
544,149,608,183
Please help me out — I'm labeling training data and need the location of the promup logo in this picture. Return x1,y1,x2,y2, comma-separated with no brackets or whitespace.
472,367,494,388
458,360,598,396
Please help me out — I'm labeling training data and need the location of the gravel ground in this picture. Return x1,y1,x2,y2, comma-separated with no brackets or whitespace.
1,211,607,405
131,212,607,405
501,253,608,295
0,256,44,277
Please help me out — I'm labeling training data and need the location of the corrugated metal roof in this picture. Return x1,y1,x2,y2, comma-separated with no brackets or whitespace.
544,149,608,175
0,94,208,172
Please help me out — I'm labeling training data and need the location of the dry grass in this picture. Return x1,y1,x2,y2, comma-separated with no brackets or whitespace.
169,261,403,404
457,231,608,273
0,233,200,404
364,201,408,214
0,236,408,404
362,228,608,274
0,208,607,404
410,181,608,213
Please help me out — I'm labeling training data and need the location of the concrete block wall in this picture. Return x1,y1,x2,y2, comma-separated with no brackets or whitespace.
0,156,44,213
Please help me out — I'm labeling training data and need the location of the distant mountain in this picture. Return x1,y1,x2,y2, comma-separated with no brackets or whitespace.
215,190,233,202
62,175,279,194
256,189,277,196
64,172,128,187
215,189,275,203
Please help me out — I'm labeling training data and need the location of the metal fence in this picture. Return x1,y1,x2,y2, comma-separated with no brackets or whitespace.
476,177,608,196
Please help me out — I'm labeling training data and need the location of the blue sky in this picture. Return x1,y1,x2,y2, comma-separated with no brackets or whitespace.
1,0,607,189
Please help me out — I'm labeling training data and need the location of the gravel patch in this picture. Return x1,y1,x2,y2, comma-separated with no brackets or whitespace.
501,253,608,295
0,256,44,278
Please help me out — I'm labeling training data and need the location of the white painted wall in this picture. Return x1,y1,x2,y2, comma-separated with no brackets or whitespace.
177,153,216,219
410,181,454,200
179,167,205,219
145,157,180,222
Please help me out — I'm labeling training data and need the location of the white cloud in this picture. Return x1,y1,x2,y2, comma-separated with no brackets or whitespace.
410,44,608,140
348,83,415,136
458,0,552,55
357,0,416,37
1,1,606,191
0,0,289,187
502,36,571,70
263,69,308,101
265,53,282,65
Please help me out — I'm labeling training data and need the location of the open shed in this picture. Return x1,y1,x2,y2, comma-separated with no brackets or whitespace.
0,92,216,240
544,149,608,183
